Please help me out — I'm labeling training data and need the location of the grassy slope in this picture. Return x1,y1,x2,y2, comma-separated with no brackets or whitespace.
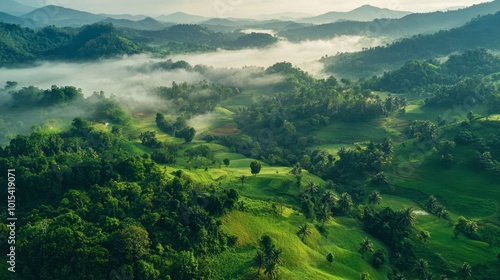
120,89,500,279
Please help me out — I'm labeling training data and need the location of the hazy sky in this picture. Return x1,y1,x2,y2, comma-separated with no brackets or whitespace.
18,0,493,17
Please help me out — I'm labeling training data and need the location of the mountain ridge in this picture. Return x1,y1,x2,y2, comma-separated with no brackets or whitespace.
297,4,412,24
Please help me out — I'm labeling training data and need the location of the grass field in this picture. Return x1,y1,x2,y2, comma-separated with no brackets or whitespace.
118,92,500,279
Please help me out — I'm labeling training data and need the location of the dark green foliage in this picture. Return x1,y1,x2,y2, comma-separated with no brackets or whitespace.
254,235,282,279
323,12,500,77
326,253,334,264
156,81,241,116
406,121,438,142
0,123,237,280
372,249,387,268
250,160,262,175
0,22,141,65
329,140,393,182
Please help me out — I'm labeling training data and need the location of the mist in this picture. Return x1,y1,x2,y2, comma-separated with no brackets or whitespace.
0,35,382,117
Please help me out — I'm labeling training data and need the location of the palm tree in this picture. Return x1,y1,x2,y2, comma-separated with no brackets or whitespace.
298,223,312,242
425,195,438,212
397,207,417,229
264,260,279,280
254,251,265,275
358,238,374,255
318,207,331,228
368,191,382,205
360,272,370,280
393,272,407,280
338,192,353,215
415,258,429,279
458,262,472,279
418,230,431,243
322,190,337,210
305,181,319,196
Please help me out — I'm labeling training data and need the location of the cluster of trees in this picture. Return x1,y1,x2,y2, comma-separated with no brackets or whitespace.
137,24,277,50
424,195,450,219
227,62,405,168
373,49,500,93
0,119,240,280
362,207,419,273
323,11,500,77
298,182,338,228
155,113,196,142
328,139,393,182
253,235,282,279
156,81,241,116
0,22,141,65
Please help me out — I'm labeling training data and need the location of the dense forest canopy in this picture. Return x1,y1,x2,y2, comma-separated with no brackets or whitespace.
2,2,500,279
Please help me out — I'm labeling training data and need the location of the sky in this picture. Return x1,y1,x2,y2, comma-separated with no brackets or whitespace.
17,0,493,17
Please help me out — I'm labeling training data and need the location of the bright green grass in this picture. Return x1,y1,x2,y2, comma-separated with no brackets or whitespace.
188,107,235,135
312,121,388,144
214,207,391,280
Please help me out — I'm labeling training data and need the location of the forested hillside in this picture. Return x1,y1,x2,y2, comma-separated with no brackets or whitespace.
322,12,500,77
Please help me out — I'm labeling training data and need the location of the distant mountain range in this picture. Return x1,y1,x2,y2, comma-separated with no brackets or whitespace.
298,5,411,24
22,5,107,27
0,0,37,16
99,17,171,31
280,0,500,41
155,12,210,24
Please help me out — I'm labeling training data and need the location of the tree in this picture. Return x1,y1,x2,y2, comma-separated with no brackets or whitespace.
458,262,472,279
179,127,196,143
254,235,282,280
359,238,374,255
171,251,199,280
425,195,438,213
297,224,312,242
397,207,416,229
326,253,334,266
113,225,151,262
372,248,386,268
418,230,431,243
254,251,265,275
415,259,429,279
338,192,353,215
223,158,230,167
368,191,382,205
250,160,262,175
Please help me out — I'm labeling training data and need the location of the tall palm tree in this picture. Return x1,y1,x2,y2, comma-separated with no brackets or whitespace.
458,262,472,279
264,260,279,280
322,190,337,210
305,181,319,196
254,250,265,275
338,192,353,215
415,258,429,279
368,191,382,205
358,238,374,255
425,195,438,212
298,224,312,242
397,207,417,229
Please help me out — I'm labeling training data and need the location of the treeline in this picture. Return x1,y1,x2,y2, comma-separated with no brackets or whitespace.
156,81,241,116
0,22,141,66
214,62,406,169
372,49,500,93
323,12,500,78
131,24,277,50
0,84,131,145
0,119,239,280
0,22,278,66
